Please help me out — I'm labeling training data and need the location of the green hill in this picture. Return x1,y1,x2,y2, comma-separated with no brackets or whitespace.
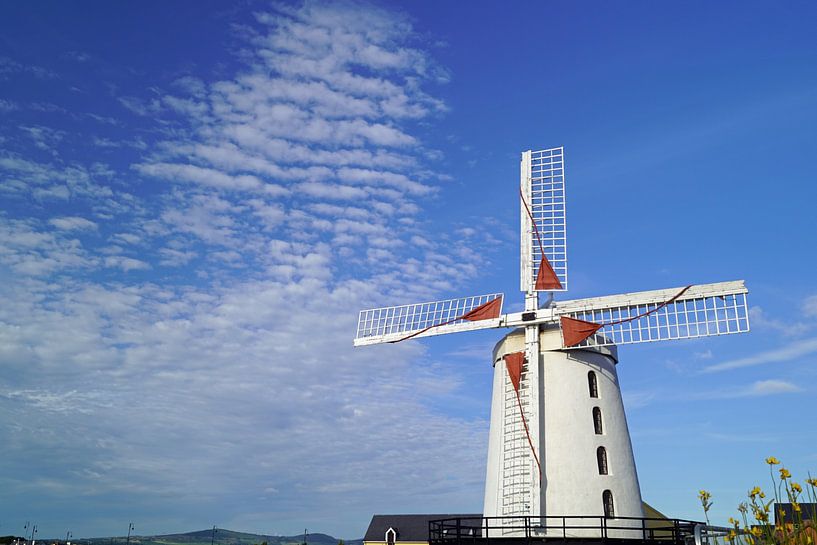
82,529,361,545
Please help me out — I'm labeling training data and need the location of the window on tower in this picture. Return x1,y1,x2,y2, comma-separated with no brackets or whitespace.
593,407,603,434
588,371,598,398
597,446,608,475
603,490,615,518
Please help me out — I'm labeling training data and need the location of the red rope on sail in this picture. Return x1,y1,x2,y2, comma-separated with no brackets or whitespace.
520,187,546,260
520,188,563,290
561,285,693,347
504,352,542,483
388,297,502,343
606,285,692,326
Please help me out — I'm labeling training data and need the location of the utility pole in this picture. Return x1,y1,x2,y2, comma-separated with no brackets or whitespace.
126,523,134,545
210,526,217,545
30,525,38,545
66,531,73,545
302,529,307,545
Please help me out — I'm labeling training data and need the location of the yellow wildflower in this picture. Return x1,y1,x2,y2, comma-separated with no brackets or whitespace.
807,478,817,487
793,502,801,513
698,489,712,511
727,530,736,541
750,528,763,538
792,482,802,494
766,456,780,465
749,486,762,498
780,467,791,479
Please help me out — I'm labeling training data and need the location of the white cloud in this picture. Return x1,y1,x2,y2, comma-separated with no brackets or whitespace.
692,379,802,399
49,216,98,231
747,379,801,395
0,1,500,537
803,295,817,318
749,306,811,337
134,162,288,195
158,247,197,267
0,99,19,112
703,336,817,373
104,256,151,272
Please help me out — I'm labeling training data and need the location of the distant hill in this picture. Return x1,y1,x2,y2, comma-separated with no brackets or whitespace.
82,529,361,545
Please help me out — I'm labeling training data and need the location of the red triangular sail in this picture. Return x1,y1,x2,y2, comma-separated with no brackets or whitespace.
561,316,603,347
503,352,525,392
461,297,502,322
535,256,563,290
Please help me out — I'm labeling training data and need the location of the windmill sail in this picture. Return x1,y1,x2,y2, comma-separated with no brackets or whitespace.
520,147,568,293
554,280,749,348
354,293,504,346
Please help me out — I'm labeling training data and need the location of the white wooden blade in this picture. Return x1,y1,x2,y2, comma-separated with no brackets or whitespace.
354,293,504,346
554,280,749,348
520,147,568,293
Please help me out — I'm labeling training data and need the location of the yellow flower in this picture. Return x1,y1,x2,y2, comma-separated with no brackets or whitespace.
766,456,780,465
749,486,762,498
793,502,801,513
807,478,817,487
698,489,712,511
728,517,739,526
792,482,802,494
780,468,791,479
727,530,736,541
750,528,763,538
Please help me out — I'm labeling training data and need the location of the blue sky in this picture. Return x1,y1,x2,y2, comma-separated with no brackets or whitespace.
1,0,816,540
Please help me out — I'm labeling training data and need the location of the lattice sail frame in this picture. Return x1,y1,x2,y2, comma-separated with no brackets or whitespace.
553,281,750,349
354,293,504,346
520,147,568,293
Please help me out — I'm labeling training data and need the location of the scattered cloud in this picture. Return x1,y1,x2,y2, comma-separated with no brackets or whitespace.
61,51,91,63
0,2,492,536
692,379,802,399
49,216,98,231
0,99,19,113
702,336,817,373
803,295,817,318
747,379,801,395
749,306,811,337
622,390,657,410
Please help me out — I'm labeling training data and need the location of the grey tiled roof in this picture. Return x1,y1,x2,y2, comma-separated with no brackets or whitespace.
363,514,482,542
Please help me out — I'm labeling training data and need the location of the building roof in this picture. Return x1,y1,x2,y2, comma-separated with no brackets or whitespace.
364,514,481,542
775,503,817,523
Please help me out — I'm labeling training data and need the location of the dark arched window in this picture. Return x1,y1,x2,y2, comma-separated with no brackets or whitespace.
597,446,608,475
593,407,603,435
386,528,396,545
588,371,599,398
603,490,615,518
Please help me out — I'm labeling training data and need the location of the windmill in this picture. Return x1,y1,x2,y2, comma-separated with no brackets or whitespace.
353,147,749,537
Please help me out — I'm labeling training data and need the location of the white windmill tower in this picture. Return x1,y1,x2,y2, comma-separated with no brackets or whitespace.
354,147,749,538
